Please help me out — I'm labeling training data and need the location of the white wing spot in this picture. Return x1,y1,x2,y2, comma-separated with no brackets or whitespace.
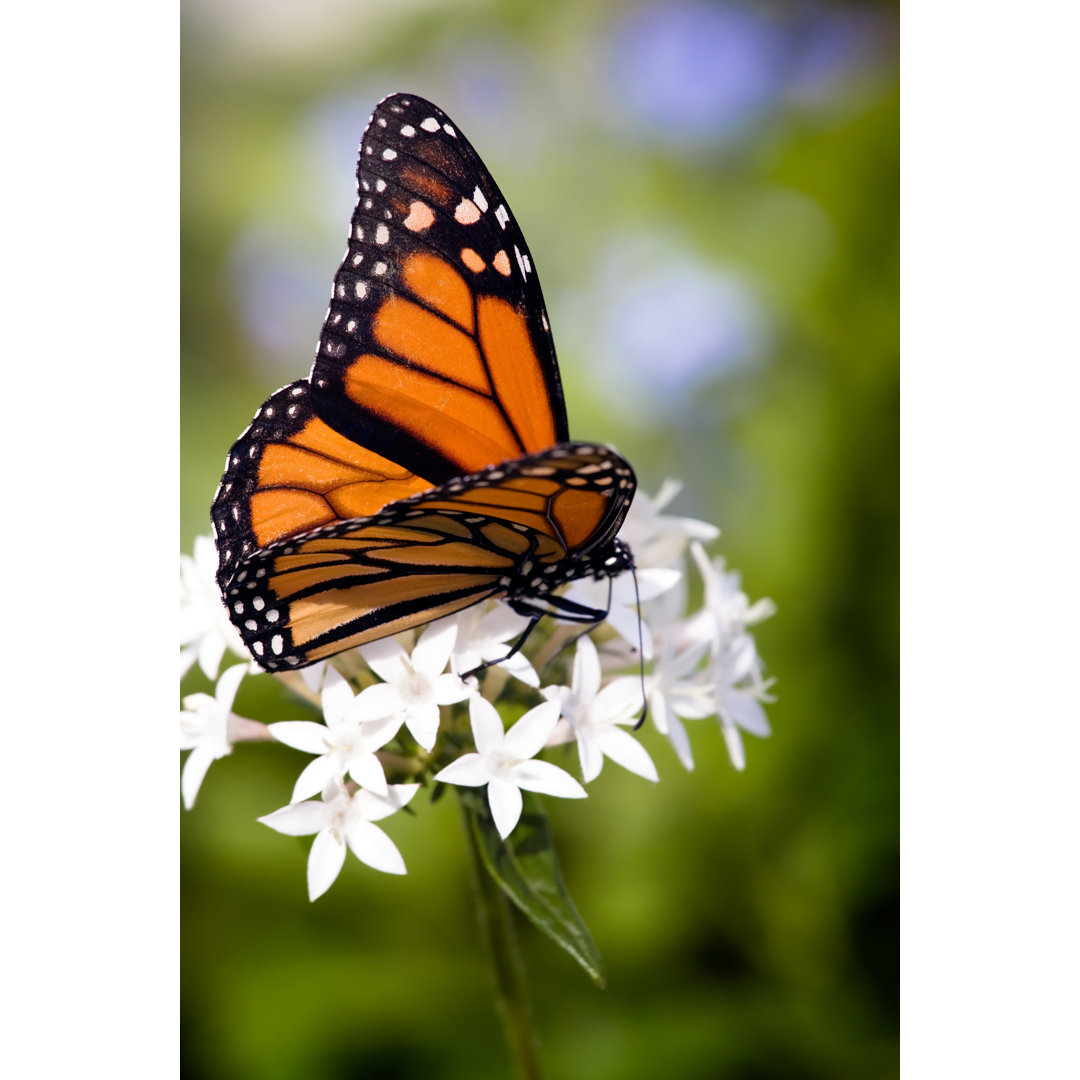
374,261,387,275
355,281,368,298
382,148,397,161
443,123,457,137
351,253,363,266
421,116,440,132
271,635,284,655
473,187,489,212
403,201,436,232
495,204,510,229
375,224,390,245
375,178,387,192
400,124,416,137
454,198,481,225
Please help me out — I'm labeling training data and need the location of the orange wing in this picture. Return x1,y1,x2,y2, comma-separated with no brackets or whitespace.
222,444,635,671
309,93,568,483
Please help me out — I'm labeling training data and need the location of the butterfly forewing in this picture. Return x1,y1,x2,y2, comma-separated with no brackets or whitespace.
310,94,568,483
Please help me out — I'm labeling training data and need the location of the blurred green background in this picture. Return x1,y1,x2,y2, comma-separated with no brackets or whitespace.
181,1,898,1077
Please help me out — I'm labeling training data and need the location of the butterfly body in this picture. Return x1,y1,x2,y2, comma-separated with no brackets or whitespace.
212,94,636,671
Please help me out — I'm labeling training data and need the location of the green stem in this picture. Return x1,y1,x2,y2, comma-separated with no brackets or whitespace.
459,796,545,1080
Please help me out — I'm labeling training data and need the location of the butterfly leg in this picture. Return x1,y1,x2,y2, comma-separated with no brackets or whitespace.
459,613,544,682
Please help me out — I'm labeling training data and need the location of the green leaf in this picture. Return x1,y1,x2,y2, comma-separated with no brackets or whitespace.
460,789,606,987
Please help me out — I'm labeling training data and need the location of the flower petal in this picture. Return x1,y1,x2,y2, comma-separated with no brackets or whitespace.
594,678,646,726
724,692,772,737
720,719,746,771
605,603,654,659
268,720,333,754
353,783,421,823
181,747,215,810
577,732,605,783
487,778,523,839
484,646,540,687
346,752,389,798
198,632,228,681
345,820,407,874
503,700,562,760
258,799,331,837
411,621,458,677
291,755,336,803
665,711,695,771
432,672,472,705
360,637,407,683
510,759,587,800
598,728,659,782
433,753,489,787
572,636,602,700
348,682,404,722
214,662,248,712
308,829,347,900
320,667,355,725
469,696,506,756
404,701,441,751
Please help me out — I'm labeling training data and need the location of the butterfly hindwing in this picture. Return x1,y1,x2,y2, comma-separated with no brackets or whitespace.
212,381,436,592
223,444,635,670
309,93,569,483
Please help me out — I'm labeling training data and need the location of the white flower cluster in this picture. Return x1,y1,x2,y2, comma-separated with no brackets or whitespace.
180,482,776,900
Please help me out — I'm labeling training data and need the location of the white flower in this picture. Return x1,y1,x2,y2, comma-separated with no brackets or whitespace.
708,634,775,771
643,634,718,770
544,636,657,784
352,622,473,750
559,566,679,659
618,479,720,571
180,535,252,680
688,541,776,644
180,663,268,808
448,602,541,687
267,666,398,801
434,697,586,839
258,779,420,900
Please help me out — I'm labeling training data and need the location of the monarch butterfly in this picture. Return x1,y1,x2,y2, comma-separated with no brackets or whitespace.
211,93,637,673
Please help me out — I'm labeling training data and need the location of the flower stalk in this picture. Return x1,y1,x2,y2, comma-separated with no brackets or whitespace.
460,793,545,1080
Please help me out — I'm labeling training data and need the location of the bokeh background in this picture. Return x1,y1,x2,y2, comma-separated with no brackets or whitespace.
181,1,898,1077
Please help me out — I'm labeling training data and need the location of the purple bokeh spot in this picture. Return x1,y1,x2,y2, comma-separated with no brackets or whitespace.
228,224,327,375
607,1,788,145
